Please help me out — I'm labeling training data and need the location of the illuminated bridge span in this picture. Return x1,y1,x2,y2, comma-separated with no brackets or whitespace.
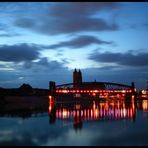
55,82,135,93
49,69,136,95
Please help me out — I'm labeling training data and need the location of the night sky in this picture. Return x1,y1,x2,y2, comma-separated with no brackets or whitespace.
0,2,148,89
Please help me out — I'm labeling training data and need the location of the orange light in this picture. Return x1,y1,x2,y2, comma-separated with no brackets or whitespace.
84,109,86,119
142,100,148,110
122,90,126,93
76,104,80,110
59,110,61,118
62,90,68,93
77,110,79,116
130,108,133,118
129,90,132,93
92,93,96,96
117,101,120,109
95,109,98,119
91,109,93,118
48,106,52,112
63,109,68,118
56,110,58,118
87,109,90,119
49,95,52,99
123,108,126,118
94,90,98,93
127,108,129,118
142,90,147,95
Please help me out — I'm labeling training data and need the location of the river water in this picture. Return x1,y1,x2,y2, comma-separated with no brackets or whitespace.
0,96,148,146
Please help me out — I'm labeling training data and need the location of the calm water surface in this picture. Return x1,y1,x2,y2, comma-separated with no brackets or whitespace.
0,96,148,146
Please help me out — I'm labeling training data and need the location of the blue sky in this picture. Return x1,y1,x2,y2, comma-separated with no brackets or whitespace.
0,2,148,89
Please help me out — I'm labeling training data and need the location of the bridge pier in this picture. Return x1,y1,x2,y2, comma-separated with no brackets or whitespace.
49,81,56,96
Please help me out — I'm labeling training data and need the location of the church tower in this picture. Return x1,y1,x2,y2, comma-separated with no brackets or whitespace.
73,68,82,88
73,68,78,85
78,69,82,83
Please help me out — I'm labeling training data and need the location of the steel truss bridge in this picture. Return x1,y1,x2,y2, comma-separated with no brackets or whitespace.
54,82,135,95
56,82,133,89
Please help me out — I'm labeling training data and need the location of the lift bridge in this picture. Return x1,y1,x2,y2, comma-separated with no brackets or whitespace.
48,69,136,98
49,81,136,98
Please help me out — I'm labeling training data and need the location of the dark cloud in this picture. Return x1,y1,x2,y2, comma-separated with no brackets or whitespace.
43,60,64,70
82,67,148,89
88,50,148,67
0,44,40,62
14,2,120,35
23,57,67,70
14,18,36,28
33,58,65,70
38,17,119,35
44,35,113,49
97,65,121,71
0,56,71,88
49,2,120,18
17,59,71,88
37,57,49,66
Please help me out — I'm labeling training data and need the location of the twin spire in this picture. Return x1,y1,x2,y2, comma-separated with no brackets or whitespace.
74,68,81,73
73,68,82,87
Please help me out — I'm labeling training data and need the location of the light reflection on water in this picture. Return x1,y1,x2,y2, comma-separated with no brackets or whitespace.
0,96,148,146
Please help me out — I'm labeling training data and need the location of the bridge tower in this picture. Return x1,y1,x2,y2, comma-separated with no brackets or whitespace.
131,82,136,95
73,69,82,88
49,81,56,95
147,78,148,90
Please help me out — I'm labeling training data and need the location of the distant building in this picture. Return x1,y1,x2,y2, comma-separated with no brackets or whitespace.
73,69,105,89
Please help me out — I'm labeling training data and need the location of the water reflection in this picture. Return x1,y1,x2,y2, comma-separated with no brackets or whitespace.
0,96,147,124
0,96,148,145
48,96,141,131
142,100,148,111
0,96,48,119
